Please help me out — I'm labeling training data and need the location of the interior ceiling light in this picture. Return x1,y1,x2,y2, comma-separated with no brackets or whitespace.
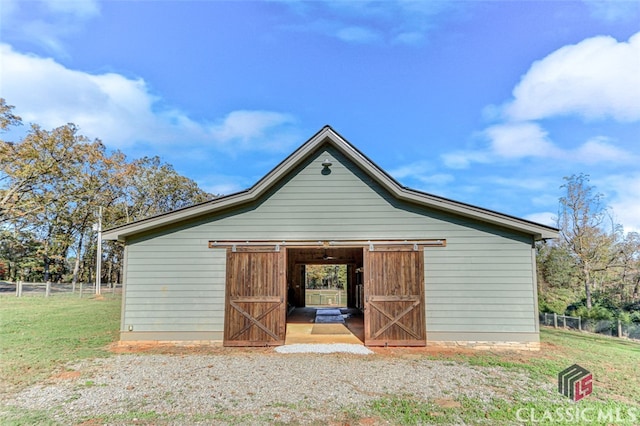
323,250,336,260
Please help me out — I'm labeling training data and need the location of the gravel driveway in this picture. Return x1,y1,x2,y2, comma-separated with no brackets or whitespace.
5,348,552,425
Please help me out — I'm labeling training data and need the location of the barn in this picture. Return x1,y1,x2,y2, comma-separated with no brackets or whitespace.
103,126,558,350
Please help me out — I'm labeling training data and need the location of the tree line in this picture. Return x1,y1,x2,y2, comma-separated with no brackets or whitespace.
0,99,212,285
1,98,638,322
538,173,640,323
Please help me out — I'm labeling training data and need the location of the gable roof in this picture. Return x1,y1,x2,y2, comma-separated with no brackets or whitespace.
103,126,559,241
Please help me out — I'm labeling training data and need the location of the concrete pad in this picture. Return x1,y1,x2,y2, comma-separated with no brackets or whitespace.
285,323,362,345
311,324,351,335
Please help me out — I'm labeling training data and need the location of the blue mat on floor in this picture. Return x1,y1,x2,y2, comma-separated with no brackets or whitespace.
315,314,345,323
316,308,342,316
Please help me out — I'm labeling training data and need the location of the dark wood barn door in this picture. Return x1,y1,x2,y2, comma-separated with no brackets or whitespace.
224,248,286,346
365,248,426,346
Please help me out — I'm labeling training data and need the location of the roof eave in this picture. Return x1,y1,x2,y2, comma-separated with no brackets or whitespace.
103,126,559,242
103,127,336,241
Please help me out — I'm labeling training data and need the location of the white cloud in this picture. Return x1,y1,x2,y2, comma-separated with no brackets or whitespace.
573,137,637,164
0,0,19,19
484,122,559,159
583,0,640,23
416,173,455,186
0,44,298,152
388,161,432,179
388,161,454,189
442,126,637,169
336,26,381,43
283,0,461,45
443,32,640,170
41,0,100,19
486,176,555,192
441,150,489,169
505,32,640,122
209,111,297,151
440,122,558,168
1,44,168,145
199,178,246,197
598,173,640,234
1,0,100,56
524,212,557,228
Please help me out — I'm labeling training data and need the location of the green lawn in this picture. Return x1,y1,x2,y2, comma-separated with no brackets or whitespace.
0,294,121,395
408,328,640,425
1,295,638,425
428,327,640,405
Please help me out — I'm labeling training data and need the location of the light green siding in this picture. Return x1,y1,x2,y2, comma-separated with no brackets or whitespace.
122,244,226,338
425,233,537,340
121,145,538,343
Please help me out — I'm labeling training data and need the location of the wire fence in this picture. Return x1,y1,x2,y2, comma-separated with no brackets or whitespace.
0,281,121,298
540,312,640,341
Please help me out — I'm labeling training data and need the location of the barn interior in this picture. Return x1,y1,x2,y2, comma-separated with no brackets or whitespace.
285,247,365,344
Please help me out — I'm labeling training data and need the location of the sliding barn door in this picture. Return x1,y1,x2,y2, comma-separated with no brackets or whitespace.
365,248,426,346
224,248,286,346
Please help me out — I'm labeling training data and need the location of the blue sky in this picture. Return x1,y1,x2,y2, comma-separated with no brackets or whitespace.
1,0,639,232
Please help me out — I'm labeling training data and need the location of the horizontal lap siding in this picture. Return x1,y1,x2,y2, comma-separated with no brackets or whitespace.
425,232,537,336
122,146,537,340
122,245,226,333
170,149,520,242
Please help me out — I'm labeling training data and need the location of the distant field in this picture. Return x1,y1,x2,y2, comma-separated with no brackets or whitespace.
1,295,638,425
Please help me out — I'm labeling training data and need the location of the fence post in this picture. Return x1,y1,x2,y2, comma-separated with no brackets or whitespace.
553,313,558,328
17,281,22,297
578,316,581,331
45,281,51,298
563,315,566,328
618,320,622,338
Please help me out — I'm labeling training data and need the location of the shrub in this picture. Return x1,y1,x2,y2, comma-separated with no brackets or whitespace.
617,312,632,325
0,260,6,280
623,301,640,313
570,305,614,321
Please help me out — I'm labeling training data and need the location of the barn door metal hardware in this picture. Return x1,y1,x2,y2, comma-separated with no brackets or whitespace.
210,239,446,249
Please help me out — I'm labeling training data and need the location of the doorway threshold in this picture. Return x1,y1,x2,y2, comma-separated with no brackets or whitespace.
285,307,364,345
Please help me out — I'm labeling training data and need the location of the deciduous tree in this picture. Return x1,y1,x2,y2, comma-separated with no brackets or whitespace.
557,174,617,309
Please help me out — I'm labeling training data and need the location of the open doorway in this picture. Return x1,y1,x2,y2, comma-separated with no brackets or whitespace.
285,247,365,344
304,264,347,307
286,247,363,309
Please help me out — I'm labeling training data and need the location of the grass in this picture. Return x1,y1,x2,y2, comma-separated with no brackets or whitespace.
0,293,121,394
1,296,638,425
426,327,640,405
365,395,640,425
363,327,640,425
